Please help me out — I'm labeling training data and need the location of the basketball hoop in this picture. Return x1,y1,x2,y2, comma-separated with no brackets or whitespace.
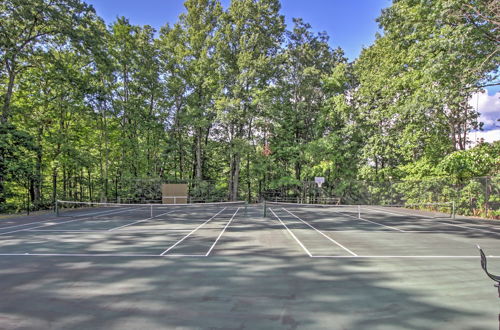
315,177,325,188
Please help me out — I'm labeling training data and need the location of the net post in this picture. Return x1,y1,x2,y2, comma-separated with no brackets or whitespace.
245,201,248,216
263,200,267,218
452,200,456,219
55,200,59,216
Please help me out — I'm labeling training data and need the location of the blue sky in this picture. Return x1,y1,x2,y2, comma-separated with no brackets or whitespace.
84,0,391,61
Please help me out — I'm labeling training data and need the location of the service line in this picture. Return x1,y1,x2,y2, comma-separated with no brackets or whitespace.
160,208,227,256
283,208,358,256
205,207,241,256
269,208,312,257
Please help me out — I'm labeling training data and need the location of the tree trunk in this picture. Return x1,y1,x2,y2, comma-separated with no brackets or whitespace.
1,62,16,124
0,145,6,210
32,127,43,208
195,127,203,180
229,152,241,201
87,168,92,201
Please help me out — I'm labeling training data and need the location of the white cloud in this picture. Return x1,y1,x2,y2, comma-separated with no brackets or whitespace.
469,91,500,130
469,128,500,146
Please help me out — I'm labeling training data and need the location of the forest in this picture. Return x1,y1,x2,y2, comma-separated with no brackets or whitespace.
1,0,499,217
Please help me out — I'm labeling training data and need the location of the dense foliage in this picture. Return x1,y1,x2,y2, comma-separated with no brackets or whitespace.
1,0,498,216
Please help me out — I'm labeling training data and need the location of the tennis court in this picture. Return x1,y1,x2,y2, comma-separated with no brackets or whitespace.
0,202,499,329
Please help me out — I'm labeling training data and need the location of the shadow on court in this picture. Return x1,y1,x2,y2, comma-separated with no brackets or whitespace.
0,205,498,329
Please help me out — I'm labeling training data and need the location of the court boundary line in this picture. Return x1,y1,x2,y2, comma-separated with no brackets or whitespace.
205,207,241,256
282,208,358,256
318,229,498,234
311,255,500,258
160,208,227,256
269,208,312,257
0,253,496,259
26,229,194,233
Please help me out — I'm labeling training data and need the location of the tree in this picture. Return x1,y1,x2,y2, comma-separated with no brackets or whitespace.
215,0,285,200
354,0,499,181
0,0,104,207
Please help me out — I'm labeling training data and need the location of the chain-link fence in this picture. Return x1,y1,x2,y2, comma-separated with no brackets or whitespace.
260,176,500,219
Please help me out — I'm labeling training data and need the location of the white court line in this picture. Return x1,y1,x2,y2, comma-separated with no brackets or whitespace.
269,208,312,257
365,206,498,234
0,253,159,257
0,253,496,258
283,208,358,256
160,208,227,256
26,229,193,233
311,255,500,259
163,254,207,257
108,210,177,231
205,207,241,256
0,207,140,236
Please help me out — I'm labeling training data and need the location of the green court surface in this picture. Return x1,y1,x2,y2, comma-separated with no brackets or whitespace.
0,204,499,329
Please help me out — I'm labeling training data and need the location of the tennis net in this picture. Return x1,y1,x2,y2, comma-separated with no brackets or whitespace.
56,200,247,218
264,201,454,219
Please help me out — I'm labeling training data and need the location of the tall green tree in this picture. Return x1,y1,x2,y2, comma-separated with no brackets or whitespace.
216,0,285,200
354,0,499,181
0,0,104,207
270,18,344,182
158,0,222,182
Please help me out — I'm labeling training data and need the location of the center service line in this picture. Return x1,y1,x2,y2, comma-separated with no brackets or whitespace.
159,207,227,256
283,208,358,256
205,207,241,256
270,208,313,257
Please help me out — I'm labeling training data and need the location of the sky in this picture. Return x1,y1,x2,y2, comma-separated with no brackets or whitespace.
84,0,391,61
84,0,499,143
